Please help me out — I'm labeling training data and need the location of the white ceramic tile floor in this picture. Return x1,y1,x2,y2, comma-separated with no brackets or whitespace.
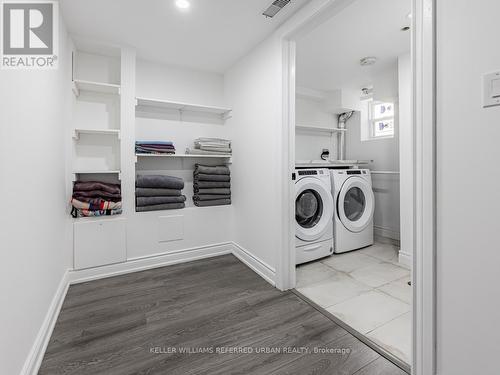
377,277,412,304
295,241,412,364
368,312,412,364
360,243,400,264
349,262,410,288
297,272,371,308
295,261,337,288
322,251,382,273
326,290,410,333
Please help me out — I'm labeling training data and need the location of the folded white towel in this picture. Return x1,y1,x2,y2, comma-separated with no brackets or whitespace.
195,137,231,144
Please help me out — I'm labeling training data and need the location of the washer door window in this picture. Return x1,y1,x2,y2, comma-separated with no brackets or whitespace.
296,189,323,228
337,177,374,233
295,177,334,242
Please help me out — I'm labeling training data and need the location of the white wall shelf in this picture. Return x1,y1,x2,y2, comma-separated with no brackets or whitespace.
135,153,232,164
296,125,347,134
72,79,121,97
73,128,121,140
72,170,121,181
135,97,232,120
295,160,370,168
135,205,232,214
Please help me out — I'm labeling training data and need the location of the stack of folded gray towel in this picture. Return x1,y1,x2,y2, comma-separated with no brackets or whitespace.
136,175,186,212
193,165,231,207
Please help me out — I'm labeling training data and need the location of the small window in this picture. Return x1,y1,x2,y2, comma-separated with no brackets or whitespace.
368,101,395,139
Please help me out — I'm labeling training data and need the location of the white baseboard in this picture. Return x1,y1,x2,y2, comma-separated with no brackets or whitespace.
398,250,412,269
69,242,233,285
374,225,401,241
230,242,276,286
22,241,275,374
21,270,70,375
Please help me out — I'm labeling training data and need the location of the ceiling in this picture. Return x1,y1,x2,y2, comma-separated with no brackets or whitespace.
296,0,411,91
60,0,310,73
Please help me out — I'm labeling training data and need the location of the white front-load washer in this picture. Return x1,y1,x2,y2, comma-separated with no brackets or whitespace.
331,169,375,253
295,169,334,264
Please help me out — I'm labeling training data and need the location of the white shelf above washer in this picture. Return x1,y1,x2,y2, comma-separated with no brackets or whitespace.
135,153,232,164
135,97,232,120
295,160,370,168
73,128,121,140
72,79,121,97
296,125,347,134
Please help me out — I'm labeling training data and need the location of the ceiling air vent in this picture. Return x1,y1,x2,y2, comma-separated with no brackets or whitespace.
263,0,291,18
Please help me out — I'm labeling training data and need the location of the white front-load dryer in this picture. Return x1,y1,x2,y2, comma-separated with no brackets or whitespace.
331,169,375,253
295,169,334,264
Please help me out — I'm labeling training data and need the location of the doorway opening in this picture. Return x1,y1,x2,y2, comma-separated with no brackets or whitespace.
287,0,414,372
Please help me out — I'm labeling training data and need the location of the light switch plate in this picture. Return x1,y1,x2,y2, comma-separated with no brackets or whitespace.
483,71,500,108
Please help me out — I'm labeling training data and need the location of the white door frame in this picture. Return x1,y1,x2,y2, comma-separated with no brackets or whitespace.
279,0,436,374
412,0,436,374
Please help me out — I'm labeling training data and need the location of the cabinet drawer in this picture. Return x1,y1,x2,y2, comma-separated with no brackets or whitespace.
74,218,126,270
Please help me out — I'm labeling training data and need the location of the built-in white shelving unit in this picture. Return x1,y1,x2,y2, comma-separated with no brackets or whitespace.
73,128,121,139
71,48,122,188
135,97,232,120
296,125,347,134
66,40,235,272
72,79,121,97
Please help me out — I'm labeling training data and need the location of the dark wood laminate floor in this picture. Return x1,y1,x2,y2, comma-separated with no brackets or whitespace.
39,255,407,375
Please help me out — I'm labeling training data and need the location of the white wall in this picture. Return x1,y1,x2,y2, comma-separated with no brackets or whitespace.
136,60,225,105
295,95,338,160
222,0,357,283
224,36,283,274
398,53,413,260
345,63,401,239
436,1,500,374
0,15,73,375
74,51,121,84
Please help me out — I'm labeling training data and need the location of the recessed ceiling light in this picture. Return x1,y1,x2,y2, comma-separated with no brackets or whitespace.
175,0,190,10
407,12,412,19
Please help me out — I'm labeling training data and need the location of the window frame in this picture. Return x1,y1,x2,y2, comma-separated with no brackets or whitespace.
368,100,396,139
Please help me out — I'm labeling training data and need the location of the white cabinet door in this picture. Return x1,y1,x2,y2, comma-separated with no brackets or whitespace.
74,218,126,270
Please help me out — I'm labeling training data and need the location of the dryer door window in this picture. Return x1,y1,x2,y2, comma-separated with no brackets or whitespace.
338,177,375,233
296,189,324,228
344,187,366,222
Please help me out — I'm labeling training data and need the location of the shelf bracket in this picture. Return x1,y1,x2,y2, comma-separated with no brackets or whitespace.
221,110,232,121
